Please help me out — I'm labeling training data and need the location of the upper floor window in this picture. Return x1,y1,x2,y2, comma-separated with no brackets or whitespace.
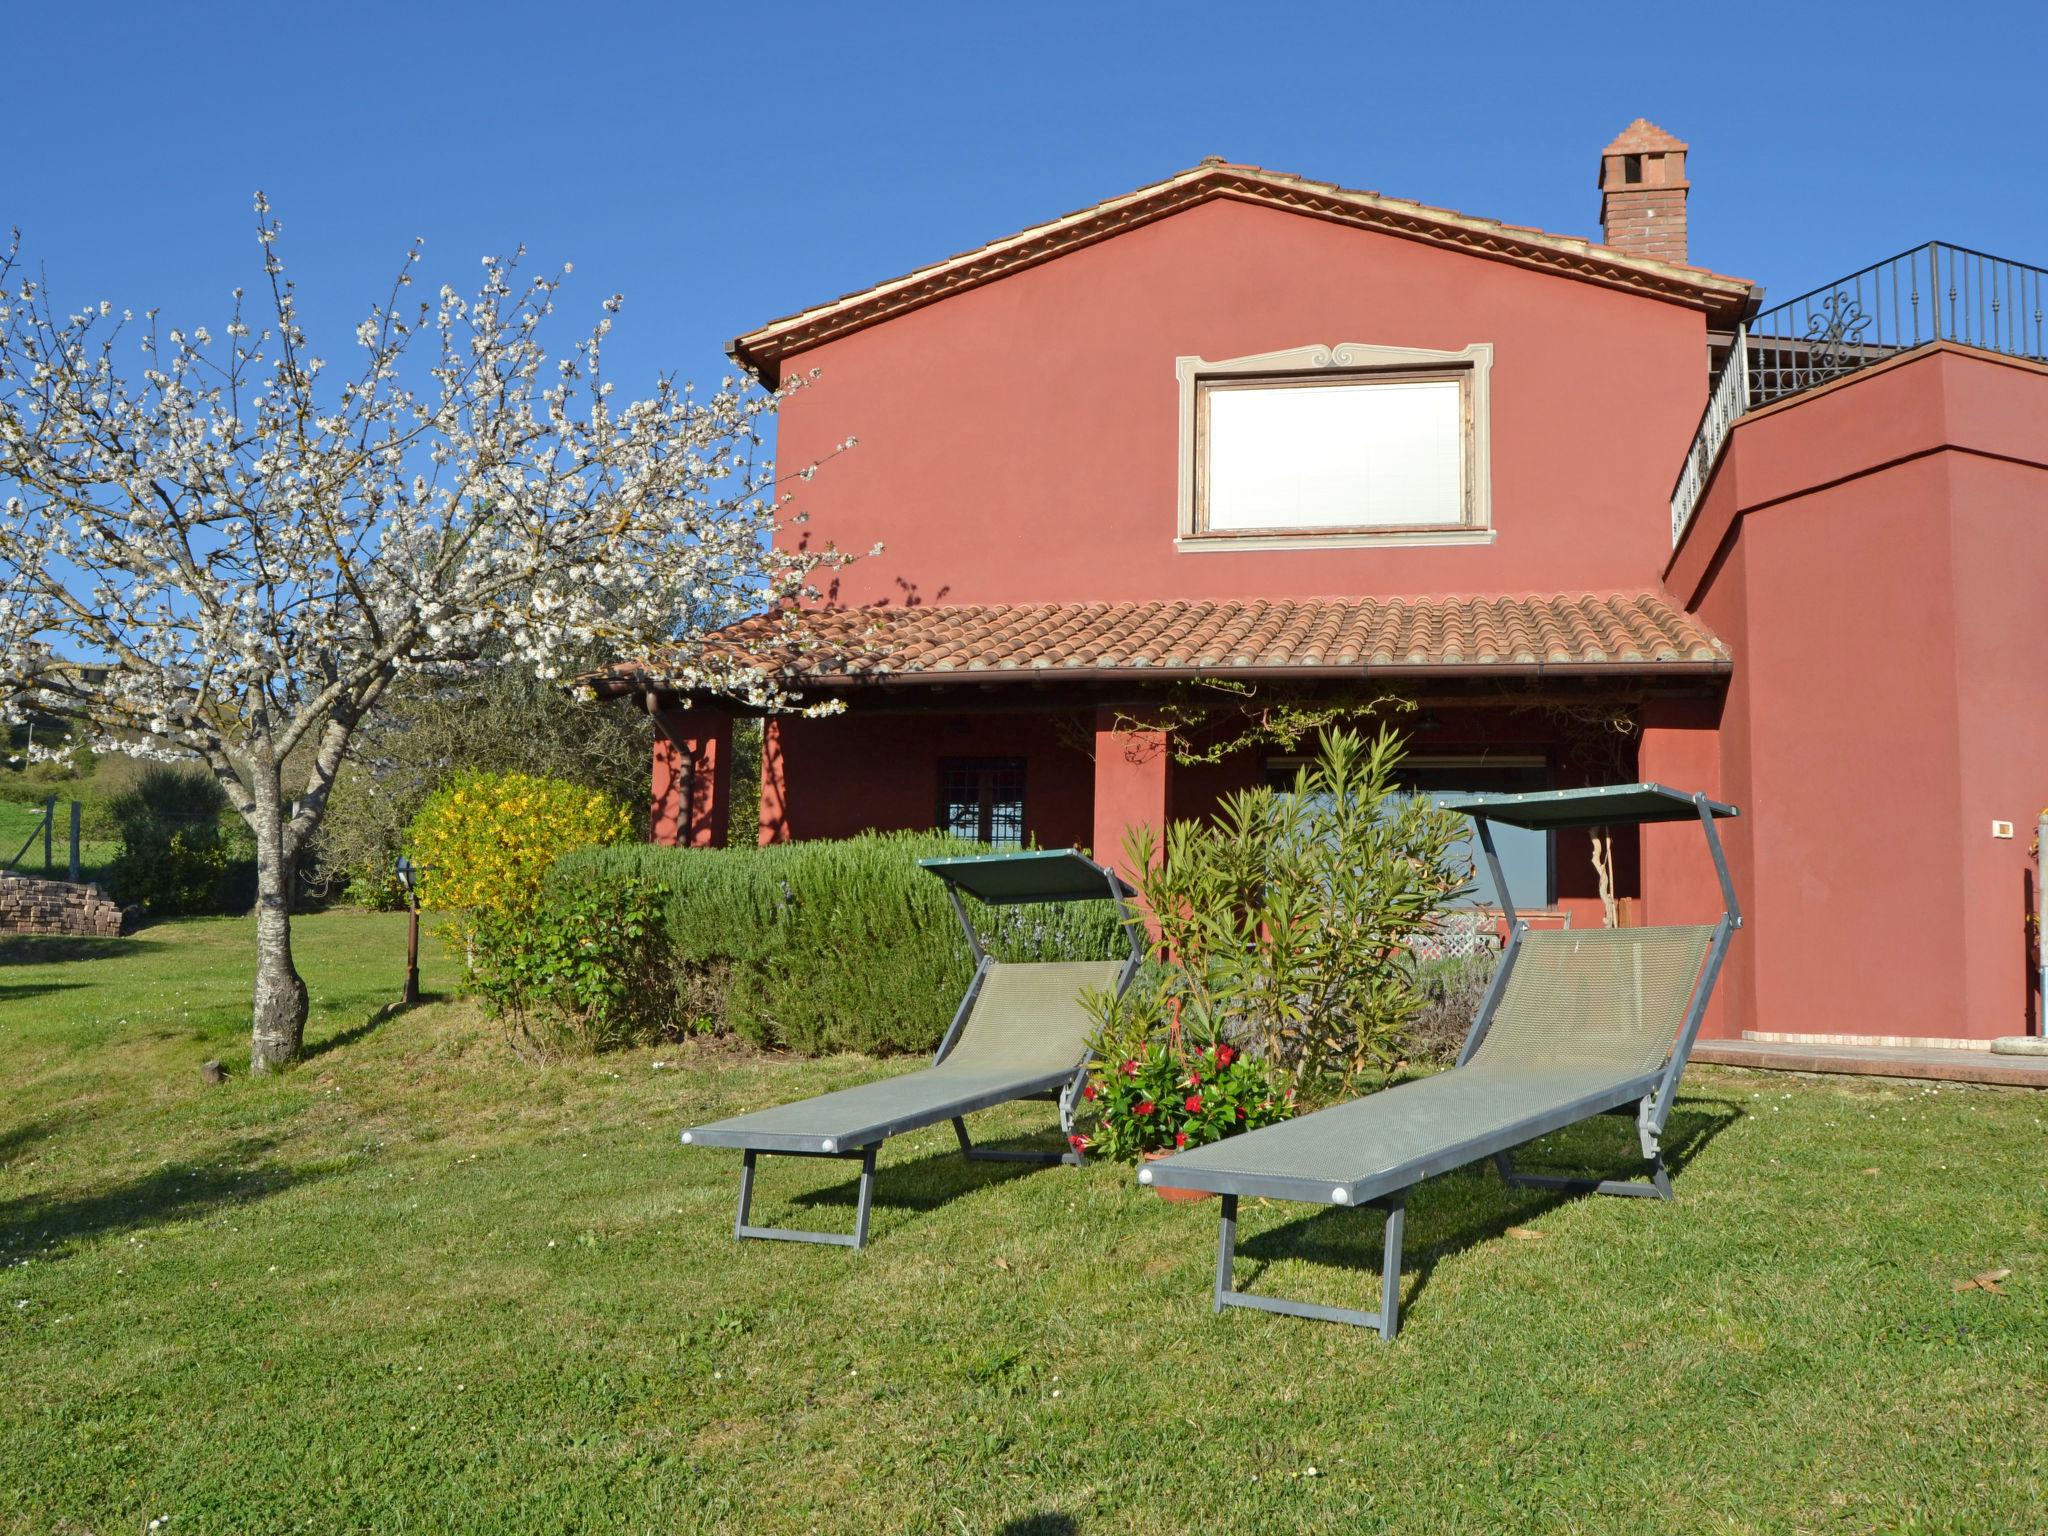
1176,342,1493,551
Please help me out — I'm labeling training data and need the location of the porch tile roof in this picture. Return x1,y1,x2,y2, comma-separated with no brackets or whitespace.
621,592,1728,695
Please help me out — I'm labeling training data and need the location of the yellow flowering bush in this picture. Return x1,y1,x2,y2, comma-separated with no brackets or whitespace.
407,771,632,921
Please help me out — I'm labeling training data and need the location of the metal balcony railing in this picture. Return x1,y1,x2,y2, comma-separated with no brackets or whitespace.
1670,242,2048,545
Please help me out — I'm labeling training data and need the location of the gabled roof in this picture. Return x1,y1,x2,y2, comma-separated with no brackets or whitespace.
608,592,1728,701
730,160,1757,383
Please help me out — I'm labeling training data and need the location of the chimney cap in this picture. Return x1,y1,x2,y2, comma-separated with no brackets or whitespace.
1603,118,1689,156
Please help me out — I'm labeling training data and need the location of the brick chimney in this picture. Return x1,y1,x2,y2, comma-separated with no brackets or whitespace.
1598,119,1689,265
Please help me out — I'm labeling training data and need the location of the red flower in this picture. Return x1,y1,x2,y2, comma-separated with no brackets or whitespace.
1068,1134,1090,1151
1187,1070,1202,1088
1081,1082,1098,1101
1135,1100,1155,1117
1120,1059,1140,1077
1174,1131,1188,1149
1184,1094,1203,1114
1216,1044,1236,1068
1236,1107,1246,1121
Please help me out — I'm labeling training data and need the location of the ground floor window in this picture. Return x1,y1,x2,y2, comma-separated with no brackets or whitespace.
938,757,1026,848
1264,752,1552,908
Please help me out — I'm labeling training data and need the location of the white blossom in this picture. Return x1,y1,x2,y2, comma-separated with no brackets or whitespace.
0,202,855,1070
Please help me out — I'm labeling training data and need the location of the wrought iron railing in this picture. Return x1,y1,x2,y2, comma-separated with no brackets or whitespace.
1670,323,1749,543
1670,242,2048,544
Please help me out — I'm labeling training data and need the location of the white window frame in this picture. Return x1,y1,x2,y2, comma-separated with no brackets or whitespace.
1175,341,1495,551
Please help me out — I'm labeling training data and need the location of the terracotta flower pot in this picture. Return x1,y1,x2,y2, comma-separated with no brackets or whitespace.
1140,1149,1215,1204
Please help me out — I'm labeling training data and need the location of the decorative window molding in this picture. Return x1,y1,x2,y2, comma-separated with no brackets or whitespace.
1175,341,1494,551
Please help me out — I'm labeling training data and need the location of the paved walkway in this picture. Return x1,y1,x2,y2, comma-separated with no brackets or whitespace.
1692,1036,2048,1088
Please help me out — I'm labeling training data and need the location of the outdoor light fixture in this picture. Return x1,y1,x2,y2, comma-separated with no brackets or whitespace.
393,856,430,1006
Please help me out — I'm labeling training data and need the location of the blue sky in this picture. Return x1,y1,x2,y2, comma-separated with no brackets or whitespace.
10,0,2047,400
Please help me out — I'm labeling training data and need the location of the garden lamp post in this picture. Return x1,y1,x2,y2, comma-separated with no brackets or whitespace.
394,856,429,1006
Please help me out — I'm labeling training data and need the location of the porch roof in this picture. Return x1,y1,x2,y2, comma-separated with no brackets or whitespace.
607,592,1729,702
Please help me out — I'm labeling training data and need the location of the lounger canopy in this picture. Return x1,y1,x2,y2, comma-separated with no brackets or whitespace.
1142,783,1742,1336
1444,782,1738,830
683,847,1144,1247
917,848,1133,905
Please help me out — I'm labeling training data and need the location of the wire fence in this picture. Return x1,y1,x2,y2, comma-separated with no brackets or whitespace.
0,797,84,881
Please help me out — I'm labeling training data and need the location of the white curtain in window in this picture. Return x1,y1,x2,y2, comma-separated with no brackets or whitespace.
1207,378,1463,530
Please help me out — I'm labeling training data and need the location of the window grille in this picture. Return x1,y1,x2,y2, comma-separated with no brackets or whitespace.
938,758,1026,848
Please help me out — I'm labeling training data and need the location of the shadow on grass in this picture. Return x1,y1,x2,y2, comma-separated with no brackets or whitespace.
0,1116,56,1166
998,1517,1078,1535
0,933,161,966
0,978,90,1006
0,1135,333,1261
748,1131,1064,1228
301,995,442,1061
1231,1097,1745,1321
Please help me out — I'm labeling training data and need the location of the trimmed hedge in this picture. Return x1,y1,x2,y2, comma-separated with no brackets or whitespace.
554,833,1127,1056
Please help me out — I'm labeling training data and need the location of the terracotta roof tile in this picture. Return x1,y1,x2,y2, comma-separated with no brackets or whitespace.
618,593,1728,697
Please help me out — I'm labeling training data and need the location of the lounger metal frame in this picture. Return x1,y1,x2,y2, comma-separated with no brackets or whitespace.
1178,787,1742,1337
693,853,1146,1248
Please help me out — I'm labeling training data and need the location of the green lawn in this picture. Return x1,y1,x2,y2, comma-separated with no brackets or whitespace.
2,913,2044,1534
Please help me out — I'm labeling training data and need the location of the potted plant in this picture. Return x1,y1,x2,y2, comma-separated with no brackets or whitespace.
1072,974,1293,1199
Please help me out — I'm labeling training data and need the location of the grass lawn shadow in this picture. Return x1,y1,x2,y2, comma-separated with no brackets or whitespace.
0,1135,333,1261
0,1116,57,1166
768,1137,1059,1225
301,995,443,1060
0,933,161,966
997,1517,1079,1535
0,978,90,1005
1232,1096,1745,1321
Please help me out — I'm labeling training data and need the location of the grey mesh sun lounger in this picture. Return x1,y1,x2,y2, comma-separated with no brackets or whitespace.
1141,784,1741,1338
682,849,1144,1248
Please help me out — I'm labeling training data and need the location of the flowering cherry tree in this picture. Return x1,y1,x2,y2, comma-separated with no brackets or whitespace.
0,197,846,1071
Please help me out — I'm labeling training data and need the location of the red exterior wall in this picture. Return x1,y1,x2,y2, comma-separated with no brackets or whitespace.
1670,346,2048,1041
772,196,1710,606
756,694,1648,928
761,708,1095,849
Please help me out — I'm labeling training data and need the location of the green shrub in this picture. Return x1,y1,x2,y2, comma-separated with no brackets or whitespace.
1400,951,1499,1067
1117,726,1470,1086
554,832,1125,1056
304,660,656,903
105,767,247,915
469,873,674,1056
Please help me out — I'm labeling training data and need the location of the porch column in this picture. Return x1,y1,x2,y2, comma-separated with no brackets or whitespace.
1637,696,1740,1039
1091,706,1171,883
650,706,734,849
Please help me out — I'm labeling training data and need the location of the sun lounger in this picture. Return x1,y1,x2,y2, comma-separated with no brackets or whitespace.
683,849,1144,1248
1140,784,1741,1337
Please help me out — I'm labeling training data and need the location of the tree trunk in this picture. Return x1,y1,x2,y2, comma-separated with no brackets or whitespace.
249,795,308,1074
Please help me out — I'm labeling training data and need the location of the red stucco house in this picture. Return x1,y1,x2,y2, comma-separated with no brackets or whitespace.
608,120,2048,1049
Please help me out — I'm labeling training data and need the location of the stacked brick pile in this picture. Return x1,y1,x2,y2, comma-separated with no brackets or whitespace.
0,872,126,937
